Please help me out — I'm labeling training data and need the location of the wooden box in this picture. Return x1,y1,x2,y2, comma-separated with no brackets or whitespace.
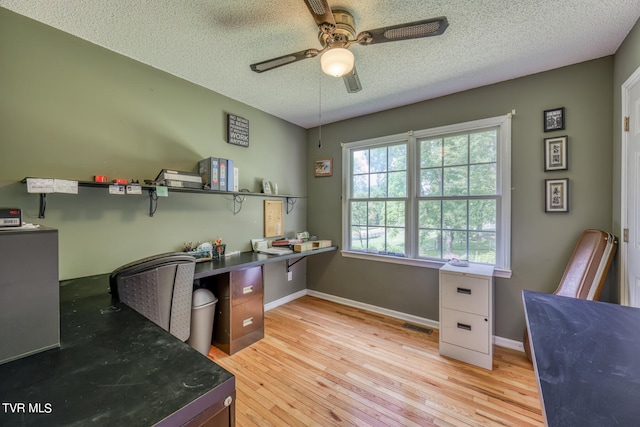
293,240,332,253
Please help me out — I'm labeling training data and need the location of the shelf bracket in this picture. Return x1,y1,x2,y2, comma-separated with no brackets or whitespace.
148,189,158,217
233,194,246,215
286,197,296,214
286,255,306,272
38,193,47,218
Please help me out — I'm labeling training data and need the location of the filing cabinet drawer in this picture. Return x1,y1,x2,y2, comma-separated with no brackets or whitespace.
440,308,489,354
230,299,264,340
441,274,489,316
231,267,263,306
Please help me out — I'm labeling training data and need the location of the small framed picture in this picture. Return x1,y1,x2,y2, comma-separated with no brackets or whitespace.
314,158,333,177
545,178,569,213
544,136,568,171
262,179,271,194
544,107,565,132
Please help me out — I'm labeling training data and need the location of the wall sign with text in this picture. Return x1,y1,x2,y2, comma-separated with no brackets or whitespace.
227,114,249,147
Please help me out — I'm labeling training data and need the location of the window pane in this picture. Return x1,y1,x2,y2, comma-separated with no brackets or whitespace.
419,200,441,229
443,200,467,230
386,201,405,227
444,230,468,260
389,144,407,171
370,147,387,173
443,166,468,196
351,227,368,250
386,227,405,255
420,169,441,196
469,200,496,231
370,173,387,198
351,201,367,226
443,135,468,166
353,150,369,174
419,229,441,258
420,139,442,168
352,175,369,198
368,201,385,226
368,227,385,251
469,164,496,195
388,171,406,197
469,231,496,264
470,130,497,164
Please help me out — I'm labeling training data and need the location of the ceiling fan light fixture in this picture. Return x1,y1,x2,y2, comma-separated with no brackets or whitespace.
320,48,354,77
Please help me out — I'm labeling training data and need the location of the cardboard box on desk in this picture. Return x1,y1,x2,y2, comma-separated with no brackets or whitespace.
294,240,331,253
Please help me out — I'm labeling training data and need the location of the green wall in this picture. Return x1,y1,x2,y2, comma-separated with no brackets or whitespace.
0,8,308,303
3,6,639,344
306,57,616,341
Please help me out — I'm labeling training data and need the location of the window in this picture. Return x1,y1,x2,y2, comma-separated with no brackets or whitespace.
342,115,511,276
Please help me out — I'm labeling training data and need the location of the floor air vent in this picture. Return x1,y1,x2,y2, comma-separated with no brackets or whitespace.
402,323,433,335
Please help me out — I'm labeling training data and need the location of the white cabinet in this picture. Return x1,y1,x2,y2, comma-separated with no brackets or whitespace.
439,263,494,370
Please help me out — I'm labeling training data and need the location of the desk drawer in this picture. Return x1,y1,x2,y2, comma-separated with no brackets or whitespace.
231,267,263,306
440,308,489,354
231,299,264,340
441,274,489,316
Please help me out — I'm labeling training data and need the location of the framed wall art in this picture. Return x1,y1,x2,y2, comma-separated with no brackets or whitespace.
544,136,568,171
545,178,569,213
314,158,333,177
544,107,565,132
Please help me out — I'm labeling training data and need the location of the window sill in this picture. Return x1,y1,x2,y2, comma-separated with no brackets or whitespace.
340,250,512,278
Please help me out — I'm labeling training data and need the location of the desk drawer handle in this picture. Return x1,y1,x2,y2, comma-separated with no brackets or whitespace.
457,287,471,295
457,322,472,331
243,317,254,327
242,286,254,294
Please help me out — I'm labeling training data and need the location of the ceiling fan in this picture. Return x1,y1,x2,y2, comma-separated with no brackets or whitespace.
250,0,448,93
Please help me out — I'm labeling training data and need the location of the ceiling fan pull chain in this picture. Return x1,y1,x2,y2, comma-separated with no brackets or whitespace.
318,70,322,148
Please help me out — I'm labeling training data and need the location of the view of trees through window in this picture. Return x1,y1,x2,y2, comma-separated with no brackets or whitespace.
350,143,407,256
348,129,498,264
418,128,498,263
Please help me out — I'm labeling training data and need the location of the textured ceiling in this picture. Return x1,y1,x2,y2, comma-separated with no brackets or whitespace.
1,1,639,128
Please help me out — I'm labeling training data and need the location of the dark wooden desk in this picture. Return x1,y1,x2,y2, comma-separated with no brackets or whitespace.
193,246,338,279
0,275,235,427
193,247,338,354
523,290,640,426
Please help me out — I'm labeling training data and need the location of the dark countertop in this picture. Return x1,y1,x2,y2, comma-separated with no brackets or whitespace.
193,246,338,279
0,274,234,427
523,290,640,427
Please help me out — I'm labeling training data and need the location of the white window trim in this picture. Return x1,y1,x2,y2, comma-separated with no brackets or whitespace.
341,114,512,277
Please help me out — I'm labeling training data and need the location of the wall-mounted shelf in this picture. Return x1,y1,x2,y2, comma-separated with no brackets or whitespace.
21,178,304,218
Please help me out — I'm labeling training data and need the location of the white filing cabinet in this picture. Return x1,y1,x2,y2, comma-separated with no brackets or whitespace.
439,263,494,370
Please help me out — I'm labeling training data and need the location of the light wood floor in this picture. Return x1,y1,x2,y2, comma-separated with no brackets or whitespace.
208,296,543,427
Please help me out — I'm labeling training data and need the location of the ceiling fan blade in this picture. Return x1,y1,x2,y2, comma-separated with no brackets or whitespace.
343,66,362,93
250,49,319,73
302,0,335,27
357,16,448,45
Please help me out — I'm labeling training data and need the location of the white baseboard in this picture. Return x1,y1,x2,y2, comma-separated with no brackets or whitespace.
306,289,440,330
264,289,307,312
264,289,524,352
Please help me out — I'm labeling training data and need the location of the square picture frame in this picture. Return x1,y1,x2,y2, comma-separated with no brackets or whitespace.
544,135,568,171
545,178,569,213
314,158,333,177
544,107,565,132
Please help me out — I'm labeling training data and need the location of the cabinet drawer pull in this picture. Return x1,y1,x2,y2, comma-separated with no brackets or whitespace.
457,322,472,331
457,287,471,295
242,317,254,327
242,286,254,294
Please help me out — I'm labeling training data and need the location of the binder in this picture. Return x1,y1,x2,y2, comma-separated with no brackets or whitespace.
226,159,234,192
219,159,227,191
198,158,219,190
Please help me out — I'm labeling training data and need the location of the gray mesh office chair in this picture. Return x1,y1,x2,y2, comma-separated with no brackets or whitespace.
109,253,196,342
